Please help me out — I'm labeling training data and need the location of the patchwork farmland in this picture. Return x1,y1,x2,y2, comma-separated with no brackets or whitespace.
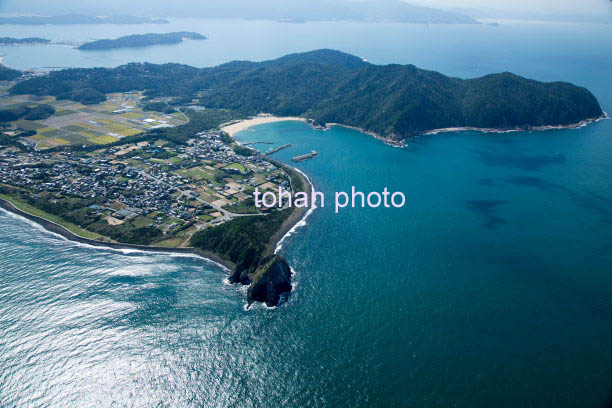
0,91,188,149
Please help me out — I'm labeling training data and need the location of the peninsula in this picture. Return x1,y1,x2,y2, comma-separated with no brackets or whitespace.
0,37,51,45
10,50,604,141
0,105,310,307
78,32,207,50
0,49,605,306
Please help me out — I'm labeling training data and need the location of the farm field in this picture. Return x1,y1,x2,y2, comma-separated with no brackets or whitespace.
0,91,188,149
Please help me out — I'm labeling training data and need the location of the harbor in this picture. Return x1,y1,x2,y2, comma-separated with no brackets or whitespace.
292,150,318,162
265,144,292,156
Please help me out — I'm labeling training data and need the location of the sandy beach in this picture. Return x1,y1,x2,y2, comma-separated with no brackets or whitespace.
221,115,406,147
221,115,307,136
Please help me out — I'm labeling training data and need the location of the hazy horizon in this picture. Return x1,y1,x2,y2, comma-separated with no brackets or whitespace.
0,0,610,23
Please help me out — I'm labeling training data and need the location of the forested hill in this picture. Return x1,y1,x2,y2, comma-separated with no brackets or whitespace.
0,65,22,81
9,49,603,140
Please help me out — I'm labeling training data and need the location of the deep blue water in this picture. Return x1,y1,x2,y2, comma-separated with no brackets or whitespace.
1,18,612,408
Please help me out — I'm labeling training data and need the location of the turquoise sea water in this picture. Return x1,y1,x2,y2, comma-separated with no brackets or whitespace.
1,18,612,407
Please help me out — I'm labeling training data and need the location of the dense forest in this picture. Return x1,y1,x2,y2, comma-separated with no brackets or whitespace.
78,32,206,50
9,49,604,140
0,104,55,122
0,65,22,81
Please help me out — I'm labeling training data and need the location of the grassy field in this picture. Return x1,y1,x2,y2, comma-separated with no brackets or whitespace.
0,193,106,241
177,166,217,182
132,216,155,228
224,162,248,173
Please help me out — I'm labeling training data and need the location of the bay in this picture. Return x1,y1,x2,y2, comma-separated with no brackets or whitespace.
1,18,612,408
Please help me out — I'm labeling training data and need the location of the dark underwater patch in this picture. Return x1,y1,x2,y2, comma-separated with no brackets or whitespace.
478,178,497,186
466,199,508,229
570,190,612,226
506,176,568,192
473,149,566,171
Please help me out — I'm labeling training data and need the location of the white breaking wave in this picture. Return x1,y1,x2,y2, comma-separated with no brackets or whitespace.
0,207,230,271
275,166,318,253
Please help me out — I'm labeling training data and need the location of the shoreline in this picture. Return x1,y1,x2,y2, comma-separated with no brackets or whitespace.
0,163,315,275
221,115,307,137
324,122,405,147
267,162,315,255
424,113,608,136
0,198,235,271
272,166,317,254
224,121,316,256
4,109,601,284
223,112,608,148
221,115,405,147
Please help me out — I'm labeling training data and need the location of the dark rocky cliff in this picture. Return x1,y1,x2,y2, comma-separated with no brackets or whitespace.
245,255,292,307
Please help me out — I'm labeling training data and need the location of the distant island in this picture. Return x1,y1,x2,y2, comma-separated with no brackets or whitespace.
0,14,169,25
0,37,50,45
11,49,604,141
78,32,207,50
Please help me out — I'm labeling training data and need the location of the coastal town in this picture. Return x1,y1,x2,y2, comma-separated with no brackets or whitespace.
0,73,312,306
0,124,295,247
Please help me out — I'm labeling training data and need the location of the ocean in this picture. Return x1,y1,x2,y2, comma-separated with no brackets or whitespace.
1,18,612,407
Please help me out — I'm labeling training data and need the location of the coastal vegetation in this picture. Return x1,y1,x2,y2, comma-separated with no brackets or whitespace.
0,185,164,245
0,190,105,240
9,49,603,140
189,160,307,306
190,208,293,280
78,32,207,50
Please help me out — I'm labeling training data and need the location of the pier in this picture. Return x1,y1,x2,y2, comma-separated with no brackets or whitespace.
292,150,318,162
265,144,292,156
243,141,274,146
